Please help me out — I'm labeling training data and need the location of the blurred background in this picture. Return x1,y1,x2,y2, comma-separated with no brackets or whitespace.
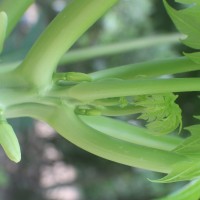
0,0,199,199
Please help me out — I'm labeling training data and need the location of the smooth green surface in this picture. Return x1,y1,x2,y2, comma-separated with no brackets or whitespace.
80,115,182,151
67,78,200,101
91,57,200,80
17,0,118,88
0,0,200,187
59,33,181,65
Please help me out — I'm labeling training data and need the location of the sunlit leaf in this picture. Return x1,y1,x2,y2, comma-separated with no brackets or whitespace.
164,0,200,63
158,179,200,200
153,120,200,182
152,161,200,183
134,93,182,135
173,124,200,159
184,52,200,64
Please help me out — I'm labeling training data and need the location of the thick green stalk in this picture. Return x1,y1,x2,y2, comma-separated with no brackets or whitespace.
6,102,182,151
59,33,181,65
66,78,200,101
0,0,34,36
5,103,56,120
0,63,33,109
17,0,118,88
90,57,200,80
80,115,182,151
6,103,187,173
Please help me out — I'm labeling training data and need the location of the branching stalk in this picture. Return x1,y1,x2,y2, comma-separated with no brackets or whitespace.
17,0,118,88
80,115,182,151
5,103,187,173
91,57,200,80
66,78,200,101
59,33,181,65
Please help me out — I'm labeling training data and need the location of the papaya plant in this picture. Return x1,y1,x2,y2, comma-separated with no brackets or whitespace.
1,0,200,199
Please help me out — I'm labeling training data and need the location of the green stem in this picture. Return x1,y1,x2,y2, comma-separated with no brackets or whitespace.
5,103,56,119
0,63,33,108
66,78,200,101
98,105,144,116
0,0,34,36
59,33,181,65
5,103,186,173
92,97,121,106
44,105,188,173
80,115,182,151
90,57,200,80
17,0,118,88
6,102,182,152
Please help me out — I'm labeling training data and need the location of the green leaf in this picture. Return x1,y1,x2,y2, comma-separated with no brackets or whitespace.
173,124,200,159
152,161,200,183
157,179,200,200
164,0,200,49
184,52,200,64
134,93,182,135
175,0,200,6
0,121,21,163
153,121,200,182
164,0,200,63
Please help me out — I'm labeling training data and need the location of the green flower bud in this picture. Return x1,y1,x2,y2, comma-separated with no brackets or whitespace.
75,106,101,116
54,72,92,83
0,122,21,163
65,72,92,82
85,109,101,116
